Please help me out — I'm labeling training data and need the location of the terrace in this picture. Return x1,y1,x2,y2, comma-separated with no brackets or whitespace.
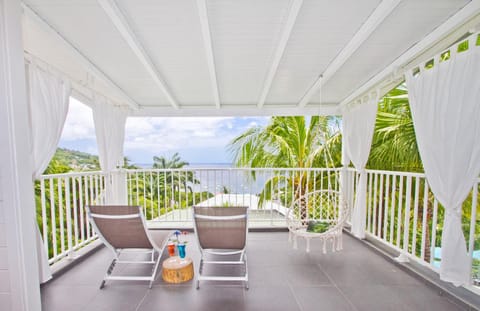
41,232,468,311
1,1,480,311
37,167,480,310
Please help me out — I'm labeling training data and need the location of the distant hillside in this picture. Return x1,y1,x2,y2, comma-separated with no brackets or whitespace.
48,148,100,173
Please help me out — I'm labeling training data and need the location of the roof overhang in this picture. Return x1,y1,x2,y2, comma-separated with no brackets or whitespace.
21,0,480,116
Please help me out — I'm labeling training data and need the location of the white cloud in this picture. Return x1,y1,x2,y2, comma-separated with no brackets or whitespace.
60,98,96,141
123,116,268,160
60,97,269,163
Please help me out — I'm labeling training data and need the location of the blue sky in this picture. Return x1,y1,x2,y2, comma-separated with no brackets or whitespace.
59,98,269,165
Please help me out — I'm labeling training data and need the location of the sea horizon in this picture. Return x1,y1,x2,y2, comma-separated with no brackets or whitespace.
133,162,233,169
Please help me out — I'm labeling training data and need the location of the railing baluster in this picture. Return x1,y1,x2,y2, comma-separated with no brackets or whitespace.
40,179,49,259
142,172,147,216
411,176,420,256
383,174,390,240
78,176,84,242
65,177,73,257
58,177,65,255
372,173,378,235
390,175,396,245
87,175,93,239
467,182,478,284
430,199,439,265
49,178,57,259
85,175,90,239
420,181,429,261
135,172,139,205
396,175,404,248
367,172,372,233
402,176,412,256
72,177,79,247
150,171,154,220
377,173,384,237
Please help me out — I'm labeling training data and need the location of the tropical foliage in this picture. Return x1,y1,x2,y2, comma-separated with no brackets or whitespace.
367,84,422,172
228,116,341,214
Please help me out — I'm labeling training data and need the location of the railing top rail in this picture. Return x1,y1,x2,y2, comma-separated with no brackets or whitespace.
364,168,426,178
125,167,343,173
38,171,105,179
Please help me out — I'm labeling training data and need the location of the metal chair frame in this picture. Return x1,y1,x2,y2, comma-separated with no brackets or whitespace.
193,206,249,289
87,205,172,289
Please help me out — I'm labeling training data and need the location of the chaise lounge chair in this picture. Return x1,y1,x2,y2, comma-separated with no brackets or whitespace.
193,206,249,289
86,205,173,289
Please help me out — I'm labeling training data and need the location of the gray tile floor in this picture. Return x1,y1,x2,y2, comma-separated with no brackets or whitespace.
41,232,468,311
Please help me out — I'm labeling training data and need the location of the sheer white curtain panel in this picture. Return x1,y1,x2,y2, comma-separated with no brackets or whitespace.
343,93,378,239
92,94,128,204
405,35,480,286
27,62,71,283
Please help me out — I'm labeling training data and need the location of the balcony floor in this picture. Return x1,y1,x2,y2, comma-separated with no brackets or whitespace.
41,232,467,311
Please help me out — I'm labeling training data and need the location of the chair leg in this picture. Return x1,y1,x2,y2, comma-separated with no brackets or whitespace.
244,254,249,290
196,258,204,289
100,258,117,289
149,251,162,289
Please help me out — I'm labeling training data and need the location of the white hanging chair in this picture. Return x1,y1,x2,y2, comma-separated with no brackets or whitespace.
287,189,349,253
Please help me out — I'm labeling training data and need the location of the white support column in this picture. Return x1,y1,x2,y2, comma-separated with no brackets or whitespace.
109,169,127,205
0,0,42,310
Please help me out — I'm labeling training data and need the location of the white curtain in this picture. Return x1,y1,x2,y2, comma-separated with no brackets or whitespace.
92,94,128,204
343,93,378,239
27,62,71,283
405,35,480,286
29,62,71,178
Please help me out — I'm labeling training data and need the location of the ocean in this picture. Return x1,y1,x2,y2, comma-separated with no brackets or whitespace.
133,162,267,194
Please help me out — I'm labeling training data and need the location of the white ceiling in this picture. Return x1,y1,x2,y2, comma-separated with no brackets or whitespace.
21,0,479,116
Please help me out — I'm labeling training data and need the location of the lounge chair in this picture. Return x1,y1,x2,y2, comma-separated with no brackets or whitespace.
86,205,173,289
193,206,248,289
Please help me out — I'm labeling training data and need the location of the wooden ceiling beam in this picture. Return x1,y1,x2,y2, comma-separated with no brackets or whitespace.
196,0,221,109
257,0,304,108
97,0,179,109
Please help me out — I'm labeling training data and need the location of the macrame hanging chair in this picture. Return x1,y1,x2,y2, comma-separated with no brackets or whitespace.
286,107,349,253
287,189,349,253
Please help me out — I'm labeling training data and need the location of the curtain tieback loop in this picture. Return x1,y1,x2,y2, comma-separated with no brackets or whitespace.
444,206,462,218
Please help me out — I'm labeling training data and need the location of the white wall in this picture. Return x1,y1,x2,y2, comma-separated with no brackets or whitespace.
0,0,42,310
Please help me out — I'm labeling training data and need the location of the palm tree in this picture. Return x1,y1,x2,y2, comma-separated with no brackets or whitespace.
153,152,188,169
152,152,199,201
228,116,341,218
368,84,422,172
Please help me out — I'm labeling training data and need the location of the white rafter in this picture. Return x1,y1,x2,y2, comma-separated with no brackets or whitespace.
196,0,221,108
22,3,139,110
257,0,303,108
298,0,402,107
97,0,179,109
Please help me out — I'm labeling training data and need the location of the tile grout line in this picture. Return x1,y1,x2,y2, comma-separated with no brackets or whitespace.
134,290,150,311
316,262,359,311
286,280,306,311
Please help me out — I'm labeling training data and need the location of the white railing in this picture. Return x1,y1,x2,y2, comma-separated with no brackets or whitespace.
126,167,342,228
37,166,479,291
37,171,106,264
362,169,480,290
37,167,342,263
